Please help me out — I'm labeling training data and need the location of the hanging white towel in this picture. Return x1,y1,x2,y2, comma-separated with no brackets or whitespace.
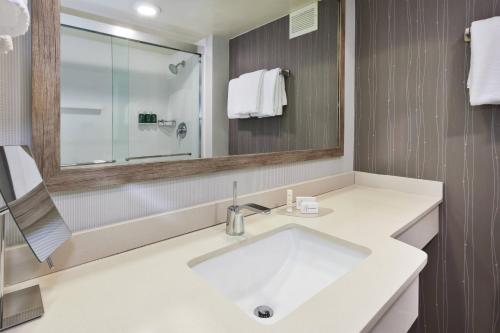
255,68,288,118
227,70,265,119
227,78,250,119
0,36,13,54
467,17,500,106
258,69,280,117
279,73,287,112
237,70,266,115
0,0,30,37
0,0,30,55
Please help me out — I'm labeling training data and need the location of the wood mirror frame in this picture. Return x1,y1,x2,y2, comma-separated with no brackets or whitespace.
31,0,345,192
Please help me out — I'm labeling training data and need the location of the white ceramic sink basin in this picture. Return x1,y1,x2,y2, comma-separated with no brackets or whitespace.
189,225,370,324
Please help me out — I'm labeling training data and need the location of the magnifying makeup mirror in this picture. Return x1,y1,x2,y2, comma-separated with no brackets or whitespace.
0,145,72,330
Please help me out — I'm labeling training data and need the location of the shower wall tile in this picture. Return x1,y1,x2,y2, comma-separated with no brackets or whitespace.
355,0,500,332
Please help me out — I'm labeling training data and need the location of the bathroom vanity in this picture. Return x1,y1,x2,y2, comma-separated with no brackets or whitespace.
13,7,436,331
6,172,442,333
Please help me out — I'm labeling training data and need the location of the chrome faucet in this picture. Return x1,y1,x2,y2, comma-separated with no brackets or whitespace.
226,181,271,236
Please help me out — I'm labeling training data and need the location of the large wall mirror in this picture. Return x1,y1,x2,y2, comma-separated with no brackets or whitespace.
32,0,345,191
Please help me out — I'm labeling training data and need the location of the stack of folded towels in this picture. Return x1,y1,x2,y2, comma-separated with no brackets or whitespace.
227,68,287,119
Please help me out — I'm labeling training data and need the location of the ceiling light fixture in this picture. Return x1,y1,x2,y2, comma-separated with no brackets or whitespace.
134,2,161,17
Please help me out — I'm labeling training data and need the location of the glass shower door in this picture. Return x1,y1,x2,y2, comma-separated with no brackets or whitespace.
60,26,114,166
61,25,202,166
111,38,130,163
125,41,201,162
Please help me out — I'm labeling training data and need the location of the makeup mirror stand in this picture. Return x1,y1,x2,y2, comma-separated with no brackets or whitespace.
0,209,44,331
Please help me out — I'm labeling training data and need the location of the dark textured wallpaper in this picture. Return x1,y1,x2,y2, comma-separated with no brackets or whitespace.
228,0,339,155
355,0,500,332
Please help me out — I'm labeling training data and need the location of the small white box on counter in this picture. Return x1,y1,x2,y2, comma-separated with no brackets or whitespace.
296,197,316,210
300,201,319,214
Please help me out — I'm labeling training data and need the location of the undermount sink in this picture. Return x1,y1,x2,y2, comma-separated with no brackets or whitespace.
189,225,370,324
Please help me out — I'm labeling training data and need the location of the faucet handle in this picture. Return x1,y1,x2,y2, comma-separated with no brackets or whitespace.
239,203,271,215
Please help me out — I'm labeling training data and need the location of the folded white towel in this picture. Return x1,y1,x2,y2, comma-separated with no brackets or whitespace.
256,68,288,118
0,0,30,37
0,36,13,54
227,69,287,119
279,73,287,112
467,17,500,106
237,70,265,115
227,70,265,119
227,78,250,119
258,69,280,117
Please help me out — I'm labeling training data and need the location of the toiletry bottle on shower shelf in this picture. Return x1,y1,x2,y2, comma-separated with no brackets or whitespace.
151,113,157,123
145,112,152,123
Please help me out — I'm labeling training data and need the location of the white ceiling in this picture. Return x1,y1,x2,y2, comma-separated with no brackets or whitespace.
61,0,317,44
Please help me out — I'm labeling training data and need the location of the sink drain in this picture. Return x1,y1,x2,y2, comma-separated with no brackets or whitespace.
254,305,274,319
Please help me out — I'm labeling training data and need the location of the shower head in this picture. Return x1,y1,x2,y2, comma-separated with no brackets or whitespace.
169,60,186,75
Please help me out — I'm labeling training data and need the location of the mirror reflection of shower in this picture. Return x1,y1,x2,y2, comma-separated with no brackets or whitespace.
60,26,201,166
169,60,186,75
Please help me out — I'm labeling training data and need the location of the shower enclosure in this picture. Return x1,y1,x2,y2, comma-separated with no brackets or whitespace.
60,25,201,166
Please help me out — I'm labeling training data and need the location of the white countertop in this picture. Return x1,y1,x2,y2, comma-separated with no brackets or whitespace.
7,183,442,333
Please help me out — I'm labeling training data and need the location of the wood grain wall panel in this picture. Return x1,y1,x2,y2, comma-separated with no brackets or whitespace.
31,0,60,178
355,0,500,332
229,0,340,155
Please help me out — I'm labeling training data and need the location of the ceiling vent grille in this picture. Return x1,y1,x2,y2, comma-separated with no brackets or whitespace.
289,2,318,39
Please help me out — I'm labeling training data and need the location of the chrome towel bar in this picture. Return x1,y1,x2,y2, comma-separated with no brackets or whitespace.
125,153,192,161
465,27,471,43
61,160,116,167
